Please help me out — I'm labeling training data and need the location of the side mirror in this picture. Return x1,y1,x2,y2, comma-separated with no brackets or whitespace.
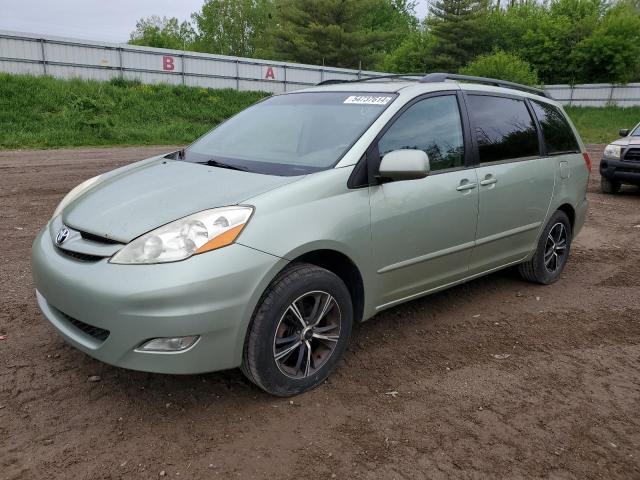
378,149,430,182
619,128,630,137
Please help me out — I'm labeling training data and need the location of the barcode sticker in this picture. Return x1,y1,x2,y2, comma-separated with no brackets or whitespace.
343,95,393,105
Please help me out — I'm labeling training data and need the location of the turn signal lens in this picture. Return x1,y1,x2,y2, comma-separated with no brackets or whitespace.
196,223,246,253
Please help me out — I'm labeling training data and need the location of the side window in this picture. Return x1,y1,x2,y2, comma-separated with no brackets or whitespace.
531,101,580,154
378,95,464,171
467,95,539,163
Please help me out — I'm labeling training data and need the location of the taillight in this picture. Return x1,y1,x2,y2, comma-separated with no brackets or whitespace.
582,152,592,173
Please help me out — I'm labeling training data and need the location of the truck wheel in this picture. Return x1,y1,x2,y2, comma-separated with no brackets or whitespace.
241,263,353,397
519,210,572,285
601,177,621,194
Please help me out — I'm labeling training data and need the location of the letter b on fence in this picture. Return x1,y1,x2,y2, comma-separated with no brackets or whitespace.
162,56,175,71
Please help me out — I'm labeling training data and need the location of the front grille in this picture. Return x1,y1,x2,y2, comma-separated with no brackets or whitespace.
56,247,103,262
80,231,121,245
58,310,110,342
623,148,640,162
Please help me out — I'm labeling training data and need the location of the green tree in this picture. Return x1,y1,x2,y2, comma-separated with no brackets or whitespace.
265,0,415,69
483,2,544,54
129,16,195,50
191,0,272,57
427,0,491,72
524,0,603,83
484,0,604,83
573,2,640,83
460,50,540,85
368,0,420,44
381,25,436,73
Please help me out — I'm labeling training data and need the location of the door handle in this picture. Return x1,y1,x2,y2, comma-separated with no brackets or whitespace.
480,175,498,186
456,182,477,191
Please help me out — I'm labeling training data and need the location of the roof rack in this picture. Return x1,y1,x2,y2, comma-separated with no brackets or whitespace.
420,73,547,98
316,72,547,98
316,73,425,86
316,79,349,86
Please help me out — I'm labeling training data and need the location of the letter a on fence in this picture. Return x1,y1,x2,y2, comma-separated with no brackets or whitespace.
264,66,276,80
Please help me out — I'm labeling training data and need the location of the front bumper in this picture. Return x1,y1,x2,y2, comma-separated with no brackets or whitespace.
600,158,640,184
31,226,287,374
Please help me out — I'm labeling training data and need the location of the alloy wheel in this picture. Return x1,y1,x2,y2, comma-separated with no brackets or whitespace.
544,222,568,273
272,291,342,379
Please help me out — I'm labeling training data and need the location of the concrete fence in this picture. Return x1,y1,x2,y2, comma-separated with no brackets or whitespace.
0,30,383,94
2,30,640,105
545,84,640,107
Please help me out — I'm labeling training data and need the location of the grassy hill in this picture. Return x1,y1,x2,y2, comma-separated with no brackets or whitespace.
0,74,267,149
0,73,636,149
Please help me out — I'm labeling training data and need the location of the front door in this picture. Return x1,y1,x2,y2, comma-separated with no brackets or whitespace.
369,93,479,309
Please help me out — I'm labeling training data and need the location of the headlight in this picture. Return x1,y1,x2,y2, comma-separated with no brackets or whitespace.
603,144,621,159
110,206,253,264
52,175,102,219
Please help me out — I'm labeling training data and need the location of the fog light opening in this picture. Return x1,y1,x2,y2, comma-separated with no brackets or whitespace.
137,335,200,352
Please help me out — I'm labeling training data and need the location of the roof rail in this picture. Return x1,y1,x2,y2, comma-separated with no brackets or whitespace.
316,79,349,86
316,73,425,86
420,73,547,98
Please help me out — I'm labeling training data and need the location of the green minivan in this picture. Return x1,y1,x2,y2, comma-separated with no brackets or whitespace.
32,74,590,396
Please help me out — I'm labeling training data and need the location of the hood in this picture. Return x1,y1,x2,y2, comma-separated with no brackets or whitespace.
612,136,640,147
63,158,301,242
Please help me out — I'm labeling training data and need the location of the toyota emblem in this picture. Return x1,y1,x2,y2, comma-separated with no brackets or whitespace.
56,227,70,245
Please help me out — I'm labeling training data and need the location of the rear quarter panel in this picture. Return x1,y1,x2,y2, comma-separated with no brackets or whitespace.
551,106,589,237
548,152,589,237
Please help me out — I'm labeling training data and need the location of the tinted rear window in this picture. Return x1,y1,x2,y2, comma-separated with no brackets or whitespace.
467,95,539,163
531,101,580,154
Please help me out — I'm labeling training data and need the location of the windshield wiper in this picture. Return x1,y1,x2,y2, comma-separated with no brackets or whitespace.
199,159,249,172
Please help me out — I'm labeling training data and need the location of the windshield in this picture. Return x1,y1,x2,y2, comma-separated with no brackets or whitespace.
181,92,396,176
633,124,640,136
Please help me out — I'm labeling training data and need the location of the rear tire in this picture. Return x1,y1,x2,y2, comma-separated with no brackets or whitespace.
519,210,572,285
601,177,621,194
241,263,353,397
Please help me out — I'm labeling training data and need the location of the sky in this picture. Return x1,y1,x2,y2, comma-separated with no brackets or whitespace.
0,0,430,44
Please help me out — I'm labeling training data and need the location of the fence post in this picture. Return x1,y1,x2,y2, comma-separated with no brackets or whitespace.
181,53,186,86
569,85,574,107
40,38,47,75
320,67,324,83
235,60,240,91
607,83,614,106
283,65,287,92
118,47,124,80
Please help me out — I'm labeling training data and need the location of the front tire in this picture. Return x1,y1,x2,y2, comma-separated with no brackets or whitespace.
241,263,353,396
601,177,621,194
519,210,572,285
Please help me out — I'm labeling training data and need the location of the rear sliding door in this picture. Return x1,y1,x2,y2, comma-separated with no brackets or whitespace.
465,93,556,274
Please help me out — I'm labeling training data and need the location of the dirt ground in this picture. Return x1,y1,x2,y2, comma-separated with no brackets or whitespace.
1,145,639,480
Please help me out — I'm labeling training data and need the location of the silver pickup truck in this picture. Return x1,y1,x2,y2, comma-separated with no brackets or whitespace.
600,124,640,193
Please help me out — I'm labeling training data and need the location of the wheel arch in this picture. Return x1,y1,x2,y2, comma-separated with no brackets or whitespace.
289,249,366,323
556,203,576,230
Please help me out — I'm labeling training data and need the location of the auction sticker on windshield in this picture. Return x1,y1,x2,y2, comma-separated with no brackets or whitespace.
343,95,393,105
